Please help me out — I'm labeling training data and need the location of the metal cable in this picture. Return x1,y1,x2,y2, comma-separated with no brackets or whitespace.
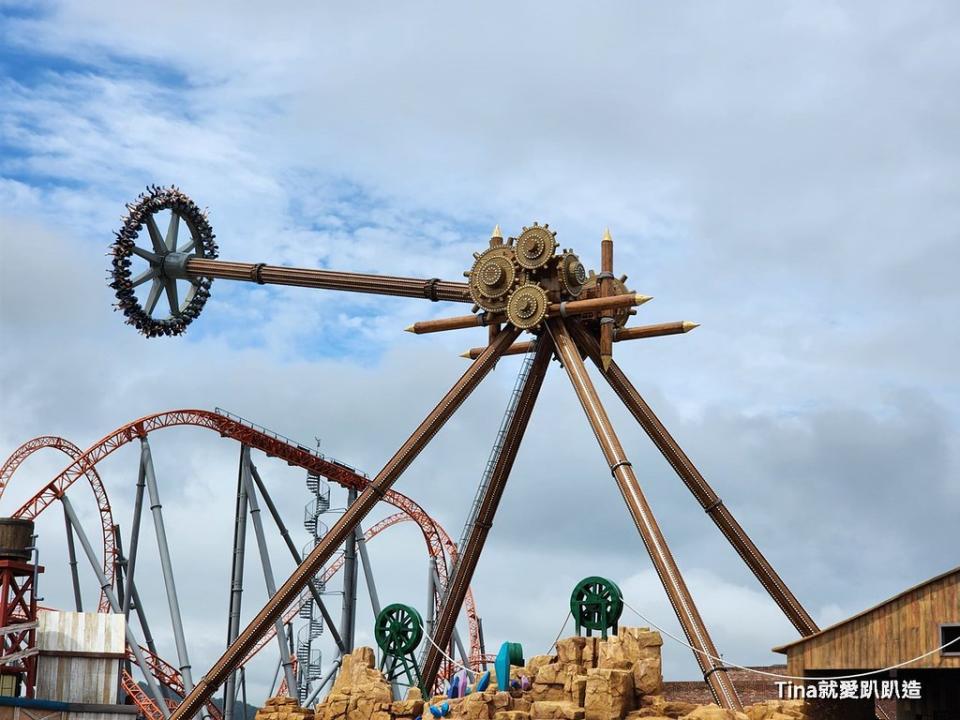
545,612,572,656
622,599,960,682
423,630,474,676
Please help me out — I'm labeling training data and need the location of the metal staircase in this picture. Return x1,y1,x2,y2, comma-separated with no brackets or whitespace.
454,339,540,565
418,341,540,672
297,468,331,703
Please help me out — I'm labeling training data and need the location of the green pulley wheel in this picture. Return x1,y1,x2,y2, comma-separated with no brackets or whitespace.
570,576,623,639
375,603,424,656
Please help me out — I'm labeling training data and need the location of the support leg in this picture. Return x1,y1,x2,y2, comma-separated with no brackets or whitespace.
140,436,194,691
63,503,83,612
225,448,249,720
548,319,741,711
356,530,381,617
249,463,346,654
240,446,298,695
305,656,343,706
340,486,359,653
123,450,148,619
60,495,170,717
421,337,552,689
170,326,521,720
568,321,819,637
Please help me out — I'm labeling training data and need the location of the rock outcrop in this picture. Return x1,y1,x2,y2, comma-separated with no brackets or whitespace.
260,629,806,720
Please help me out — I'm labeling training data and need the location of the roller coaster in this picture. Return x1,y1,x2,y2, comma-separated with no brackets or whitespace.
1,185,827,716
0,408,484,717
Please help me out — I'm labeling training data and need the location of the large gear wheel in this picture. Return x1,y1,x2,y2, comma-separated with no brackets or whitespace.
557,251,587,297
515,223,558,270
467,246,520,312
110,186,217,337
506,284,549,329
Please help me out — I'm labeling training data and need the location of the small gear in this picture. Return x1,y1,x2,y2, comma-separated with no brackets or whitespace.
506,284,549,329
557,252,587,297
467,246,519,312
515,223,558,270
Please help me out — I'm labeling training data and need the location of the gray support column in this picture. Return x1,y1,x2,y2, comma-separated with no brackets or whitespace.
240,447,297,695
355,530,381,617
239,669,248,720
249,464,346,654
124,447,148,619
355,528,393,696
63,503,83,612
225,448,249,720
431,565,470,672
425,558,436,637
129,581,158,656
140,436,194,690
476,617,487,670
60,495,170,718
113,525,126,615
305,656,343,706
339,486,359,652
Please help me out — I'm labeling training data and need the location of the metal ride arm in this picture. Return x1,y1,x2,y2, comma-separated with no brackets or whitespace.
420,337,553,689
567,321,819,637
169,327,521,720
547,318,742,712
183,257,472,303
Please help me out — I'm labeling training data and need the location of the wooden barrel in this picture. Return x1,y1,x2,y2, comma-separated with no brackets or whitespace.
0,517,35,561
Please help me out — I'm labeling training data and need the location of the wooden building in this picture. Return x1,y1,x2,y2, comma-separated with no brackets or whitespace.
773,566,959,720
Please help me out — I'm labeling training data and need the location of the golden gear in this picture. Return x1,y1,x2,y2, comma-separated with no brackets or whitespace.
506,284,549,329
557,252,587,297
515,223,558,270
467,247,519,312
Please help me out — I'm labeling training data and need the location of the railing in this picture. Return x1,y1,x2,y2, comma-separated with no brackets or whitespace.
214,407,368,477
454,340,539,558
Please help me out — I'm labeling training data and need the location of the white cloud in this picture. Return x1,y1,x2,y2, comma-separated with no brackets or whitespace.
2,0,959,705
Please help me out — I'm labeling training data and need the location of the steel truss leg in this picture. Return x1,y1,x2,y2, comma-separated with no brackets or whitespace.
140,437,195,692
568,321,819,637
549,319,742,712
63,503,83,612
225,448,249,720
340,486,359,653
421,337,552,689
60,495,170,717
169,326,521,720
240,446,298,695
249,463,346,654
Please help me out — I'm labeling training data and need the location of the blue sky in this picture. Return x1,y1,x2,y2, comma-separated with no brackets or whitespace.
1,0,958,705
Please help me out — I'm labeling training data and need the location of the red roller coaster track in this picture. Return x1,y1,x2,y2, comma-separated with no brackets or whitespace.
1,409,483,712
0,436,116,612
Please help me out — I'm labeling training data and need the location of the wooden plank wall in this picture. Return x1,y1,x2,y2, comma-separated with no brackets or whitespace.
35,611,124,705
786,571,959,676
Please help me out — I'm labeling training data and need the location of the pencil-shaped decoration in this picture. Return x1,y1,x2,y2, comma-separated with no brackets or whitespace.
489,224,504,344
459,320,698,359
600,228,614,371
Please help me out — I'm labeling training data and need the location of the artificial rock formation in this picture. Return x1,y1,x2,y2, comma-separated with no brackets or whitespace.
262,629,807,720
255,696,315,720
